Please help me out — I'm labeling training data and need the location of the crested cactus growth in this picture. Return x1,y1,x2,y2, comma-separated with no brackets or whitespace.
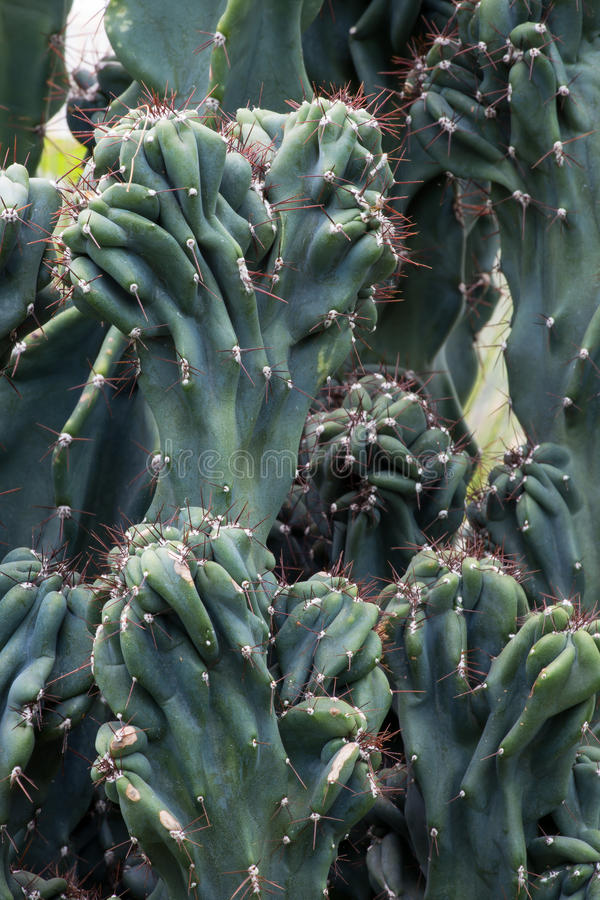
2,0,600,896
304,1,501,455
91,507,391,899
469,442,584,604
61,97,399,532
300,371,471,586
379,547,600,896
0,548,93,899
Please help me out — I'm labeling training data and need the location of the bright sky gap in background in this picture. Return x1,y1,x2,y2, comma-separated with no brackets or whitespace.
49,0,112,136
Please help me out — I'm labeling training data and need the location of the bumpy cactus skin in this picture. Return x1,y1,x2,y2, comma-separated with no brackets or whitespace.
533,866,600,900
469,442,584,603
380,549,600,898
0,548,93,899
62,99,397,534
302,372,471,586
4,1,600,897
0,164,60,359
406,0,600,604
304,1,501,455
91,508,391,899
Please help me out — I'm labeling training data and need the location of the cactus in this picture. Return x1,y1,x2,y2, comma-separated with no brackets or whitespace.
103,0,323,122
0,161,156,555
268,480,330,579
61,98,398,532
404,0,600,604
91,507,391,899
0,548,93,898
304,3,502,447
532,866,600,900
299,371,471,586
0,163,60,361
468,442,584,603
528,736,600,896
379,547,600,896
0,307,156,555
66,56,132,151
0,1,72,170
1,1,600,897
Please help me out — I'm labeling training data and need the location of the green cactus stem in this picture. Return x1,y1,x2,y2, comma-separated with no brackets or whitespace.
0,547,93,899
404,0,600,605
0,0,72,171
300,371,471,586
379,546,600,898
91,507,391,899
62,98,399,536
469,442,584,605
